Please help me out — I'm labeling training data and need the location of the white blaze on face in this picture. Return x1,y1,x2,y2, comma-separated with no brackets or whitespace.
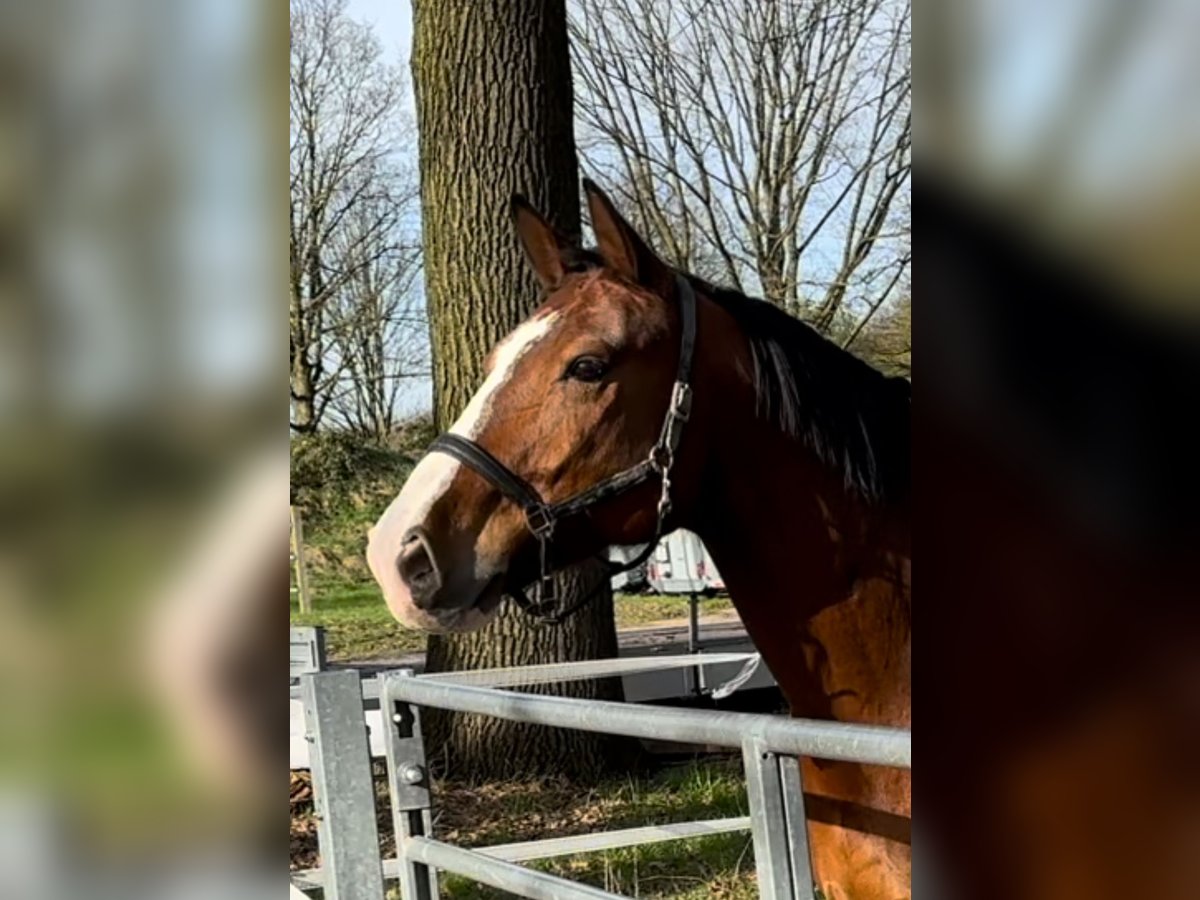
367,311,560,619
447,310,560,440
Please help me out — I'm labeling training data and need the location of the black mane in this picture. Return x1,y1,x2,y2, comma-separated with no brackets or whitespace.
565,254,910,505
692,276,910,506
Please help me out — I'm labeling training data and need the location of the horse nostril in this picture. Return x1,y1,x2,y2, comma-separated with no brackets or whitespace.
397,527,442,607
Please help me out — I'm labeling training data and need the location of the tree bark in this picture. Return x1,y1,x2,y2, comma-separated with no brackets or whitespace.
289,283,317,434
412,0,631,781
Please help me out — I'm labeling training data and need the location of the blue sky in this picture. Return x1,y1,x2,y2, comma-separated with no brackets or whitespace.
347,0,412,93
341,0,1194,243
343,0,429,416
336,0,914,419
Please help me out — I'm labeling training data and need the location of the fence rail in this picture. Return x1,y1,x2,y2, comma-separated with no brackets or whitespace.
381,671,910,767
292,662,911,900
288,651,762,701
292,817,754,890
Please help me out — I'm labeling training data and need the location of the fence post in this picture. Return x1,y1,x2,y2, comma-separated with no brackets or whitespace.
380,670,439,900
742,738,816,900
291,504,312,614
778,753,816,895
290,625,327,680
687,592,702,695
300,671,386,900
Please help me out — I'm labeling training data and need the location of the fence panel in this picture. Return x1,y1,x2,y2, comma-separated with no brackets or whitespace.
299,671,385,900
295,663,911,900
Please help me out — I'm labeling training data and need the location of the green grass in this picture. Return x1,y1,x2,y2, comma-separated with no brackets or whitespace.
294,757,757,899
613,593,735,628
292,580,427,659
436,834,756,899
433,759,759,898
291,584,736,662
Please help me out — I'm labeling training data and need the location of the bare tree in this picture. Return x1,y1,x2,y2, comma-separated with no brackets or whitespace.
289,0,422,434
323,189,427,436
570,0,910,333
847,292,910,377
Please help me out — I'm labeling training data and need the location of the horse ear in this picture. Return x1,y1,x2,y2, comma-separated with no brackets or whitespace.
583,179,672,292
511,194,572,289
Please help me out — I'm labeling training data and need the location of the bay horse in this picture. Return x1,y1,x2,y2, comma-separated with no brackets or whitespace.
368,181,911,899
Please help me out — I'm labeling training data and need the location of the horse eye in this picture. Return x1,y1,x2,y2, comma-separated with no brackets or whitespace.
566,356,607,383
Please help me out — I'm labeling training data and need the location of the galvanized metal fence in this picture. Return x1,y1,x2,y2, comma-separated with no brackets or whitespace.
292,659,911,900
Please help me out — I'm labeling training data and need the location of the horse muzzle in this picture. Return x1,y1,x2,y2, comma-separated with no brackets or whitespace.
367,519,506,632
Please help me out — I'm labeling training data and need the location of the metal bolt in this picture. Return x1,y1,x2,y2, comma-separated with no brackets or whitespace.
399,763,424,785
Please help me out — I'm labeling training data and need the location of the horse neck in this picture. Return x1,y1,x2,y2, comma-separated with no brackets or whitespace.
692,423,911,728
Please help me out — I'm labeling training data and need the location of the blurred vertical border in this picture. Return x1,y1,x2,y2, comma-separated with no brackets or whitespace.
1,0,286,896
921,0,1200,897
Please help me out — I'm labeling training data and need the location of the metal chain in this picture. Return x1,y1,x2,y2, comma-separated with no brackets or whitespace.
657,468,673,522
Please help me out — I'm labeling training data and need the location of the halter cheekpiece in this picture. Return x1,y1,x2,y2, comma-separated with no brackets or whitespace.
424,274,698,624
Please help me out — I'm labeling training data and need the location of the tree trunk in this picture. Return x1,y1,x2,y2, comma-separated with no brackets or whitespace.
412,0,632,781
289,290,317,434
290,366,316,433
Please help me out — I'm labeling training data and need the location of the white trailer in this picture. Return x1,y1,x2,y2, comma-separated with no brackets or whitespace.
645,529,725,595
607,543,651,592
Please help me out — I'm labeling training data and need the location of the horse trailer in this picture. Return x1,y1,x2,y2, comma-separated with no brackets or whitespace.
608,530,724,595
607,543,650,592
646,529,725,595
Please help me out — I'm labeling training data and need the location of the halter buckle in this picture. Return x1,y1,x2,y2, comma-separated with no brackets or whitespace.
669,382,693,421
524,505,555,538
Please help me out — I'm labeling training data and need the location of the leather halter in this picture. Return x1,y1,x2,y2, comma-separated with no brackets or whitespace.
425,274,698,624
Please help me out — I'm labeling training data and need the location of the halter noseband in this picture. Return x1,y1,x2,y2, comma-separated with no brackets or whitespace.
425,274,698,624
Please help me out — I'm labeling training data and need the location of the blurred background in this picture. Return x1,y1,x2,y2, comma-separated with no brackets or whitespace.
0,0,283,897
0,0,1196,896
921,1,1199,897
924,0,1199,311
